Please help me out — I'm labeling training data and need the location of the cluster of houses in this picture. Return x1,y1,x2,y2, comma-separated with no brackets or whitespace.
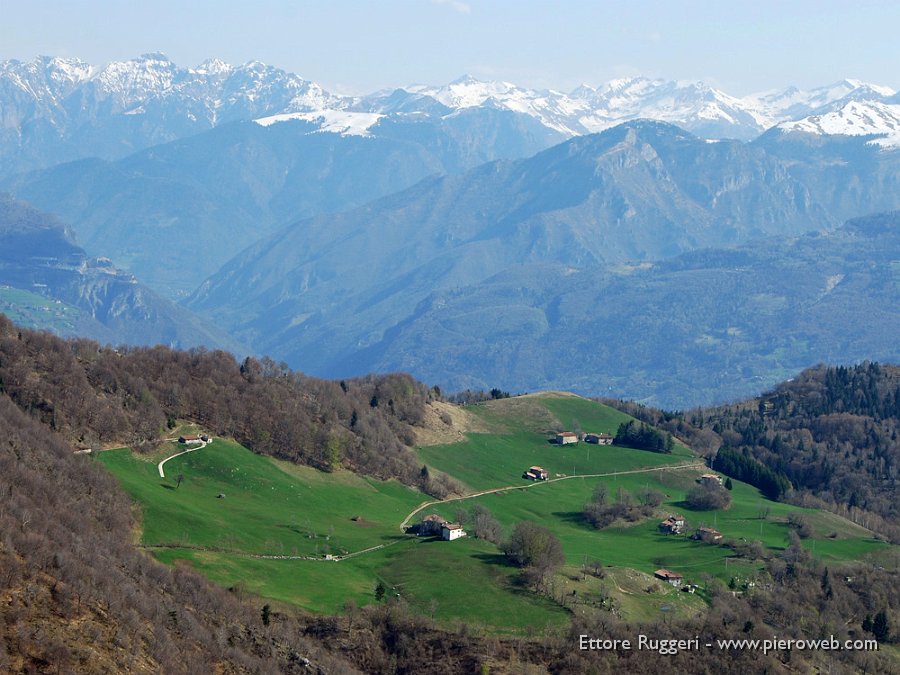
652,476,728,590
554,431,614,445
414,514,467,541
522,465,549,481
659,514,722,541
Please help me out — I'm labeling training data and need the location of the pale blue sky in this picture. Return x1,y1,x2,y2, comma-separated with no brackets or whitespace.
2,0,898,95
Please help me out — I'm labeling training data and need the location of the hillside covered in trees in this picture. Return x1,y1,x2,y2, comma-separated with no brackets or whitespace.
0,315,462,497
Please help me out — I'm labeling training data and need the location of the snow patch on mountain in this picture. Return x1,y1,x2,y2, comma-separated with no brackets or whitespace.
254,109,383,136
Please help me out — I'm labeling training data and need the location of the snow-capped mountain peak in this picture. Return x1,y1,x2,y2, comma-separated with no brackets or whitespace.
747,79,896,122
2,53,899,176
839,78,895,97
193,58,232,76
777,99,900,148
0,56,95,100
416,75,524,109
93,53,181,108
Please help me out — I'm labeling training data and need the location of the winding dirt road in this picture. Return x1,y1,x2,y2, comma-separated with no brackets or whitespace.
158,439,208,478
398,462,705,531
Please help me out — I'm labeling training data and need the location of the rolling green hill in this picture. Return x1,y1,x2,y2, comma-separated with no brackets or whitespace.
97,392,892,632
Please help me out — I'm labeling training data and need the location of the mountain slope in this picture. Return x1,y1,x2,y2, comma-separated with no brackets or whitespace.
191,204,900,407
755,122,900,222
343,212,900,406
710,362,899,535
379,75,898,141
185,121,897,389
774,99,900,148
3,106,562,297
0,195,238,349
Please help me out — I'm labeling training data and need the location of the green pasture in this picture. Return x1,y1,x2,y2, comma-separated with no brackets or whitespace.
152,545,391,614
419,433,691,493
98,438,572,630
98,438,423,557
375,537,570,631
152,536,569,632
96,393,893,631
419,394,692,492
0,286,82,332
418,453,888,584
537,395,693,457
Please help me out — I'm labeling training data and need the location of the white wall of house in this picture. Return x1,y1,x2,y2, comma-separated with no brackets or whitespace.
442,527,466,541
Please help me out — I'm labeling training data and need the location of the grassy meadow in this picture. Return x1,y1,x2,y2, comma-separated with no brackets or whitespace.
97,393,892,631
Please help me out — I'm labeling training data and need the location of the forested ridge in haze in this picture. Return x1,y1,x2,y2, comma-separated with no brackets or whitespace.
0,194,238,351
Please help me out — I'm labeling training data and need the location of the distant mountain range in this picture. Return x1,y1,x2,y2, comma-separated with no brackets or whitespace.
184,123,900,404
402,75,899,141
4,53,899,299
194,210,900,407
2,53,898,179
0,195,237,350
1,107,559,296
0,53,336,177
2,54,898,407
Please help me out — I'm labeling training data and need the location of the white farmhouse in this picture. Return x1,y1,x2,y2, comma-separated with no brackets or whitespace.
441,523,467,541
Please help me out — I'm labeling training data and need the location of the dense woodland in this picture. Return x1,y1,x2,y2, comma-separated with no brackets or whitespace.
0,315,460,498
612,420,674,453
602,363,900,542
